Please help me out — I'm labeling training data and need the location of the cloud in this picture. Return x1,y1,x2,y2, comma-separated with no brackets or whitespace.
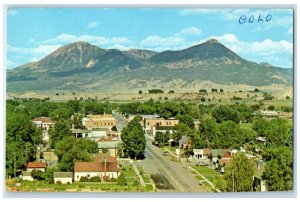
86,21,99,29
140,35,185,49
193,33,293,68
179,27,203,36
7,9,18,16
6,60,19,69
43,33,131,46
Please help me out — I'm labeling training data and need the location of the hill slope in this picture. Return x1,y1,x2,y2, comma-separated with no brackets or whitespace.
7,39,293,93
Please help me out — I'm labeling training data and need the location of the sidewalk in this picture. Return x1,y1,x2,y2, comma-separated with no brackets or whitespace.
131,162,146,187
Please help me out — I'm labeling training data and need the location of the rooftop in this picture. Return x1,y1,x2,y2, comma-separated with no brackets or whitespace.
27,162,47,168
53,172,73,178
32,117,54,123
74,162,119,172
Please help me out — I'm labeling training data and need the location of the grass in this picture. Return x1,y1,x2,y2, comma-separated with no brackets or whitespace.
192,166,221,187
137,165,151,183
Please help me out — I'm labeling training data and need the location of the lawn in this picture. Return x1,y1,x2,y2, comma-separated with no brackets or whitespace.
192,166,221,182
137,165,151,183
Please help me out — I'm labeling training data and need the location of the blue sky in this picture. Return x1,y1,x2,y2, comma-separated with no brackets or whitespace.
6,8,293,69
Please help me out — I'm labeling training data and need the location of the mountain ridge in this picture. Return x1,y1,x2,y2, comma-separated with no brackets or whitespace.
7,39,293,92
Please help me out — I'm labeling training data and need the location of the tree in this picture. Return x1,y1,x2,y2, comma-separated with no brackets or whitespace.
117,172,127,186
212,105,239,123
179,114,194,129
200,97,206,102
138,90,143,94
268,105,275,110
172,123,193,144
199,89,207,93
31,170,45,180
155,131,170,146
199,118,220,148
121,116,146,159
224,153,255,192
254,88,260,92
111,125,118,131
49,120,72,148
54,136,92,171
262,147,293,191
285,96,290,100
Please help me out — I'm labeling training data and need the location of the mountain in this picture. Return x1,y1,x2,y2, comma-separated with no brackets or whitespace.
7,39,293,93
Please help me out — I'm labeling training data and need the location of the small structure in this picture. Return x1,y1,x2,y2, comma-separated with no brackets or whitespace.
216,159,232,173
96,140,121,157
193,149,204,159
21,171,34,181
32,117,55,131
54,172,73,184
144,117,179,134
179,135,191,149
260,111,279,118
256,136,266,143
74,157,120,182
27,162,47,172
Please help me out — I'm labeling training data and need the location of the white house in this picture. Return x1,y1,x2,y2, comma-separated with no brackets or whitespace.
21,171,34,181
74,159,120,182
54,172,73,184
32,117,55,131
26,162,47,172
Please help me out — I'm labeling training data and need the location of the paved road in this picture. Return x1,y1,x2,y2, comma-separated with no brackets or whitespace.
114,113,208,192
139,137,208,192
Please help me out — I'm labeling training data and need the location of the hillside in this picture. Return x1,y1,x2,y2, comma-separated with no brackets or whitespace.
6,39,293,93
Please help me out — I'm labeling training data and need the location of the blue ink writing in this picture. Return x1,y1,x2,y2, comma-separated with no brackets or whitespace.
239,14,272,24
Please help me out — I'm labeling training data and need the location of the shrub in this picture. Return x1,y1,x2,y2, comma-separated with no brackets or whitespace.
268,105,275,110
79,176,89,182
200,97,206,102
56,180,62,184
199,89,207,93
110,177,117,182
117,173,127,186
89,176,101,182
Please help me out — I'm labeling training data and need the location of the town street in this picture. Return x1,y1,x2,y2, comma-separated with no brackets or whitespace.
113,113,208,192
139,136,208,192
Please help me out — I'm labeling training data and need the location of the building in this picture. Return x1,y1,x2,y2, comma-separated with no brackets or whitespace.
21,171,34,181
179,136,191,149
216,159,232,173
74,157,120,182
72,128,109,141
27,162,47,172
96,140,121,157
54,172,73,184
144,118,179,131
151,126,174,138
260,111,279,118
32,117,55,131
84,114,117,130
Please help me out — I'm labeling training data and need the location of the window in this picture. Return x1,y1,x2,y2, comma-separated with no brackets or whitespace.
147,122,149,125
77,175,79,179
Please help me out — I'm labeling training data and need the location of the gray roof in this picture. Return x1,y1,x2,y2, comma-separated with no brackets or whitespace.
97,141,121,149
179,136,188,144
54,172,73,178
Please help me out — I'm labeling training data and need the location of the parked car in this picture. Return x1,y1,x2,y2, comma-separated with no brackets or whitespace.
196,162,209,166
163,151,168,156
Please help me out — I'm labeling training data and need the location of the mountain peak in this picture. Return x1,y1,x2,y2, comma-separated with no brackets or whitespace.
206,38,220,44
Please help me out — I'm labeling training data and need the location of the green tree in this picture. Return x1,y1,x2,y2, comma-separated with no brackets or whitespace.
172,123,192,143
121,116,146,159
179,114,194,129
225,153,255,192
199,118,220,148
155,131,170,146
262,147,293,191
54,136,91,171
49,120,72,148
212,105,239,123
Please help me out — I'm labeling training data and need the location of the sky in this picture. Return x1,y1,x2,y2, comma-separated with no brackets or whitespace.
6,7,293,69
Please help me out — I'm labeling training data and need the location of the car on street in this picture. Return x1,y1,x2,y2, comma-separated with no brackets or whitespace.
195,162,209,166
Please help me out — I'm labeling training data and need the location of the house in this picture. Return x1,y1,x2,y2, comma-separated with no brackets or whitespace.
260,111,279,118
193,149,204,159
27,162,47,172
179,136,191,149
256,136,266,143
54,172,73,184
74,157,121,182
216,159,232,173
84,114,117,130
32,117,55,131
21,171,34,181
96,140,121,157
193,120,201,129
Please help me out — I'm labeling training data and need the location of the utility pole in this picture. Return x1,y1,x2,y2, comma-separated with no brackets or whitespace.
104,157,107,182
232,168,235,192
